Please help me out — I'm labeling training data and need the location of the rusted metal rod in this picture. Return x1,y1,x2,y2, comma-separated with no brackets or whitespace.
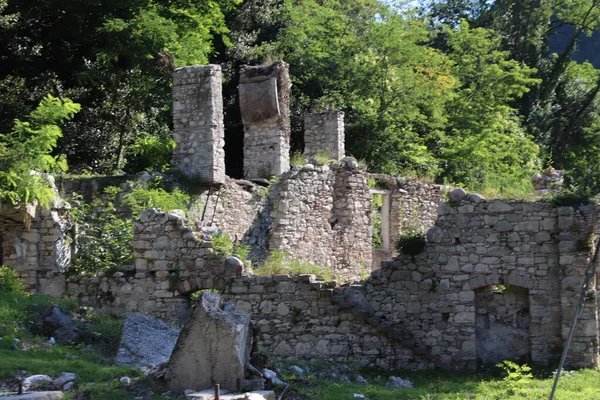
214,383,220,400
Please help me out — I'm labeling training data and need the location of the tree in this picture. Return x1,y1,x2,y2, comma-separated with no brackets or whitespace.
0,0,240,173
0,95,80,207
439,22,541,192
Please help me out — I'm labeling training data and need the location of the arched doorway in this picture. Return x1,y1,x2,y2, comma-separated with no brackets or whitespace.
475,285,531,365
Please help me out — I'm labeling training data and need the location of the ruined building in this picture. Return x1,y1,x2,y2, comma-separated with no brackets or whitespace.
1,62,598,371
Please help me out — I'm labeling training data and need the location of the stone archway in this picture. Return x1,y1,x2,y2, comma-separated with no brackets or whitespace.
475,285,531,365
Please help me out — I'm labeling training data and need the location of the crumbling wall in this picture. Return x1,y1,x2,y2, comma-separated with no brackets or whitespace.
222,192,599,371
66,209,243,324
1,189,71,297
269,158,371,281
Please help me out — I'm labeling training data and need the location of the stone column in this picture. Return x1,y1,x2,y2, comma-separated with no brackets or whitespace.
172,65,225,183
239,61,291,179
304,111,345,160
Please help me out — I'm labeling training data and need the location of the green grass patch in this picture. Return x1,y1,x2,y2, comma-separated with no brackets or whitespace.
254,251,332,281
287,367,600,400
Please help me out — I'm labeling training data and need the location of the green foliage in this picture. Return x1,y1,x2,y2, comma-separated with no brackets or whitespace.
0,95,79,207
210,232,251,262
189,288,221,308
0,265,25,294
124,133,175,173
439,22,541,193
123,184,190,217
254,250,333,281
69,188,133,277
546,189,596,207
372,194,384,249
395,229,426,256
496,361,533,396
290,151,307,166
70,176,190,276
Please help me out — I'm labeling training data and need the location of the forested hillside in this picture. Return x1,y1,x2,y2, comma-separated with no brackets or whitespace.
2,0,600,203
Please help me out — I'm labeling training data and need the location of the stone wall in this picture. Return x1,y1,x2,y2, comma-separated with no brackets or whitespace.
1,184,71,297
223,275,429,370
172,65,225,183
370,175,447,268
66,208,244,324
269,158,371,281
189,179,269,247
219,191,599,370
239,62,291,179
304,112,345,160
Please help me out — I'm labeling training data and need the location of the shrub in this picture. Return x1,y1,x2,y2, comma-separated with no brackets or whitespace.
123,186,189,217
546,190,596,207
211,232,251,263
395,229,426,256
0,265,25,294
69,188,133,276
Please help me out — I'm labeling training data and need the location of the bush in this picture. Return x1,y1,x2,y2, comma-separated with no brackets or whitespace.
211,232,250,262
546,190,596,207
395,229,426,256
0,266,25,294
69,188,133,276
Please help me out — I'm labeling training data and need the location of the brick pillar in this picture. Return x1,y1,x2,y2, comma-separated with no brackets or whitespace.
239,61,291,179
304,111,345,160
172,65,225,183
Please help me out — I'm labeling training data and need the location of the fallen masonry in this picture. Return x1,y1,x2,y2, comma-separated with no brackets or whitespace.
166,292,252,393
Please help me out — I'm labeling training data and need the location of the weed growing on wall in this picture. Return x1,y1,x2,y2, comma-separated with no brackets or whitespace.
395,229,426,256
290,151,307,166
211,232,250,263
255,250,332,281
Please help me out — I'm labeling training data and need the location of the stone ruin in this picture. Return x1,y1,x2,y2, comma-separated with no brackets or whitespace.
2,61,600,373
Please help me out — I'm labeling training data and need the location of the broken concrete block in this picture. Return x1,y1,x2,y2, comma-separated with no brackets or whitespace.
115,313,180,366
166,292,252,393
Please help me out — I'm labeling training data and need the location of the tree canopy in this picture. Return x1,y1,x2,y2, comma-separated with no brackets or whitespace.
2,0,600,195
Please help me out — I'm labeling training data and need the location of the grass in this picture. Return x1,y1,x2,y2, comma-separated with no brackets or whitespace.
254,250,333,281
284,367,600,400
